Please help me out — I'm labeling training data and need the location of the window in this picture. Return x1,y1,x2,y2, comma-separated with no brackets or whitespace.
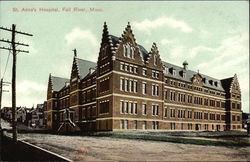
237,104,241,109
204,113,208,120
154,55,157,66
123,43,134,59
142,68,147,76
152,105,159,116
100,78,109,92
221,102,225,108
120,78,137,93
120,120,125,129
183,72,186,78
164,91,168,100
173,70,176,76
187,95,192,103
133,103,137,114
204,98,208,106
170,91,175,101
232,115,236,121
216,114,220,120
209,100,215,107
124,120,128,129
205,124,208,130
142,121,147,130
100,100,109,114
152,84,159,96
134,120,137,129
210,113,215,120
188,123,192,130
120,101,124,114
194,112,202,119
164,67,168,74
142,104,147,115
232,103,236,109
164,108,168,117
152,121,159,130
216,101,220,107
188,111,192,119
142,82,147,94
170,109,176,118
170,123,176,130
221,114,225,121
120,101,137,115
120,62,125,70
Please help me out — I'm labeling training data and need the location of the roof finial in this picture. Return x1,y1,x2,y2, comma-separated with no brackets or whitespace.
127,22,131,28
73,48,77,57
198,69,200,74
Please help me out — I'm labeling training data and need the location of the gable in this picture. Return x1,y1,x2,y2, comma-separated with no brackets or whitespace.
192,73,203,86
146,43,163,70
230,74,241,94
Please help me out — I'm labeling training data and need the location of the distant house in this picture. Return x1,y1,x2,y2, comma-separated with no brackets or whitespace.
16,107,27,123
30,103,46,128
1,107,12,121
1,106,46,128
242,113,250,129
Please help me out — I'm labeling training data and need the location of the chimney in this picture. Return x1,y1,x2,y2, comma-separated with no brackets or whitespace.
183,60,188,70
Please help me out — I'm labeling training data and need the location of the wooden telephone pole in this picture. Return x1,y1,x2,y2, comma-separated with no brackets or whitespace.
0,24,33,141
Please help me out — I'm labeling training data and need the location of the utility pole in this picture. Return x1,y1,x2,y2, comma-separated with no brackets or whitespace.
0,24,33,142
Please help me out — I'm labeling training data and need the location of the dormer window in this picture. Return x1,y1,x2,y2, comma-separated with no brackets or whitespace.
183,72,186,78
164,66,168,75
173,70,176,76
202,78,206,83
214,81,218,87
209,80,213,85
123,43,134,59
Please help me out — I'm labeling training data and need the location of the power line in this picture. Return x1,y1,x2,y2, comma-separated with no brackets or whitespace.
2,44,11,79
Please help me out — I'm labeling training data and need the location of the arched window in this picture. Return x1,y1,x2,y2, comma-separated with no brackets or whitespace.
123,43,134,59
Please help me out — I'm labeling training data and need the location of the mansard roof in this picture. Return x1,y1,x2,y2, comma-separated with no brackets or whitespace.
75,58,97,79
163,61,225,91
51,76,69,91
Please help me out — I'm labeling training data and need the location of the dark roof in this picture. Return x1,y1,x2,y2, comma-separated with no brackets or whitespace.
138,45,149,61
221,77,234,92
109,35,119,45
51,76,69,91
76,58,97,79
162,61,225,91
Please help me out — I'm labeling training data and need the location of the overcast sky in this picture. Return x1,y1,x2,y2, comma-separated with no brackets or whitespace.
0,1,249,113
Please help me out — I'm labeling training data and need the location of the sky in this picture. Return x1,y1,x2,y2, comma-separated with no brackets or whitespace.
0,1,249,113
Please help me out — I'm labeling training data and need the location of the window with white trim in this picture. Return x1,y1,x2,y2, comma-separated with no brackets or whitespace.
152,105,159,116
142,104,147,115
142,82,147,94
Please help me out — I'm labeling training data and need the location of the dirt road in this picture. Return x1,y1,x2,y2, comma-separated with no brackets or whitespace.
14,133,250,161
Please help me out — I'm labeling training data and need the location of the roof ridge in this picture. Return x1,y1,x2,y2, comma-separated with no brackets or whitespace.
51,75,69,80
221,76,234,81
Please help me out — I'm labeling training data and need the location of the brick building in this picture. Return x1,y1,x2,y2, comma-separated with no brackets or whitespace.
45,22,242,132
